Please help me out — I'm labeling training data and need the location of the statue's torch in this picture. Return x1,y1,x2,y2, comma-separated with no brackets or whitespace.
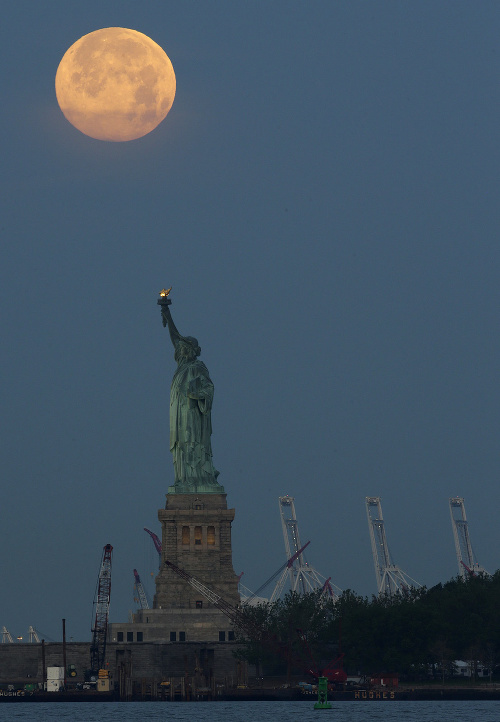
157,287,172,326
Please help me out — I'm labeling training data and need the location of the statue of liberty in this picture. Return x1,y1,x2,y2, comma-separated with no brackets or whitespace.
158,290,223,493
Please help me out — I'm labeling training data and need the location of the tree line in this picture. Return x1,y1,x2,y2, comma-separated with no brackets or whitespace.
235,571,500,681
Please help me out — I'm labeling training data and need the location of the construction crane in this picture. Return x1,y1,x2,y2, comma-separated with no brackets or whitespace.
243,541,311,605
90,543,113,673
2,627,13,643
276,496,341,600
296,628,347,685
366,497,420,596
449,497,489,579
28,626,40,643
144,527,162,564
133,569,151,610
164,558,340,683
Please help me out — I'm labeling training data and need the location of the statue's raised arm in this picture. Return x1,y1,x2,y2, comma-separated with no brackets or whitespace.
162,302,181,348
157,287,182,348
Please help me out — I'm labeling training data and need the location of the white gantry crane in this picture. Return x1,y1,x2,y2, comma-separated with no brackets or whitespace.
366,496,421,596
271,495,341,602
28,626,40,643
2,626,42,643
449,497,489,579
2,627,14,643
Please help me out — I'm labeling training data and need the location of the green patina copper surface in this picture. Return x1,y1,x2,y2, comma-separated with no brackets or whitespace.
158,292,224,494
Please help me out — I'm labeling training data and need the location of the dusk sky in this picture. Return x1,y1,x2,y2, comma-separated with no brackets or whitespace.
1,2,499,642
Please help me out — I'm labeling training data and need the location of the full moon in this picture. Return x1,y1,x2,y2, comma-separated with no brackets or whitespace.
55,27,176,142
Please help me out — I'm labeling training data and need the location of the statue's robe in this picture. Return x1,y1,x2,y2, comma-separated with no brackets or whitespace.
170,357,219,486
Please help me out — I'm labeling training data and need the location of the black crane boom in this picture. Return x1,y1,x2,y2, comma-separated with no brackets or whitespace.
164,559,316,676
90,543,113,673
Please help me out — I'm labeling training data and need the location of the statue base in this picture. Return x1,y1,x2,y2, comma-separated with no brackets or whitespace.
168,480,225,495
108,490,240,647
154,492,240,615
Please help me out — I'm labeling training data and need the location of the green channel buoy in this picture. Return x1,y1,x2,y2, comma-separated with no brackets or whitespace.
314,676,332,710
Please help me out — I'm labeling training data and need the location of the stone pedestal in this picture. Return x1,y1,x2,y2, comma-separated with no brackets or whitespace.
154,493,240,611
108,493,240,645
119,492,240,643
